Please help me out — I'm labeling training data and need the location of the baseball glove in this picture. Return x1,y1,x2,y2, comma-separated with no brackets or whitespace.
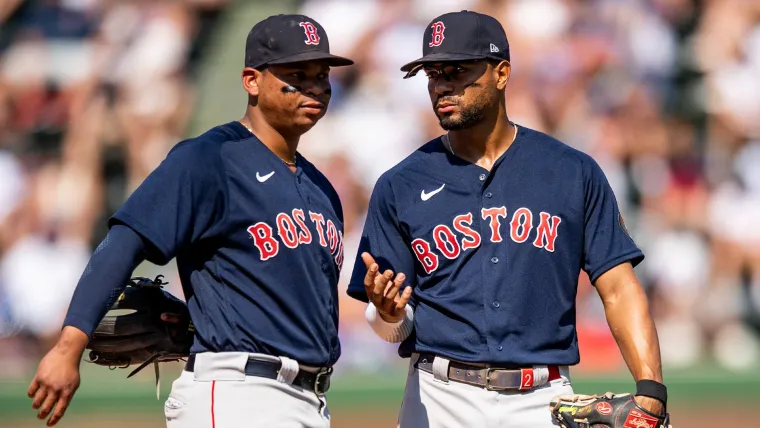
85,275,193,393
549,392,671,428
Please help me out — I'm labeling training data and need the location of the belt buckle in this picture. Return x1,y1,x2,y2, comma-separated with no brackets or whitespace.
484,367,508,391
313,367,332,394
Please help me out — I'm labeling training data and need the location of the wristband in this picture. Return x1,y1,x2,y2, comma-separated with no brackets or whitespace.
636,379,667,405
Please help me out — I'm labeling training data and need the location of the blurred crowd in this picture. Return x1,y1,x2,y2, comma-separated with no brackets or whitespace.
0,0,230,375
297,0,760,374
1,0,760,379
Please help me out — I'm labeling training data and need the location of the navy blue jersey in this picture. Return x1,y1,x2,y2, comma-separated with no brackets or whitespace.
111,121,344,366
347,126,643,366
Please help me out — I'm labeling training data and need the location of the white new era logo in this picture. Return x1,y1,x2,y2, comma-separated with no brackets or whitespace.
490,43,499,53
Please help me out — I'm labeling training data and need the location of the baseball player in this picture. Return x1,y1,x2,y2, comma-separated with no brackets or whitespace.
348,10,669,428
27,14,353,428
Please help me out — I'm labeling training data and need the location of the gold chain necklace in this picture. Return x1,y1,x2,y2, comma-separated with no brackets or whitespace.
240,121,297,167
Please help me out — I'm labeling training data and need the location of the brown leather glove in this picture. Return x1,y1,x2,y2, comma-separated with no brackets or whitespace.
86,275,193,379
550,392,671,428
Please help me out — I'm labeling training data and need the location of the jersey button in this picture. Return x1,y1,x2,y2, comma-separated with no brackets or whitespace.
491,256,499,264
492,301,500,308
497,346,503,351
479,174,486,181
485,192,492,198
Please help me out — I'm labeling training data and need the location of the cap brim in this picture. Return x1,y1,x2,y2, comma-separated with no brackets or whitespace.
266,51,354,67
400,52,487,73
400,52,510,79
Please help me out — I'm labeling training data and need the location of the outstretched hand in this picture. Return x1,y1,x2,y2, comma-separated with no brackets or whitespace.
27,327,87,426
361,252,412,323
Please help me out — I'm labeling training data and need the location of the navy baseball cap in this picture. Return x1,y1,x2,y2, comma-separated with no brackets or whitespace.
245,14,354,69
401,10,510,78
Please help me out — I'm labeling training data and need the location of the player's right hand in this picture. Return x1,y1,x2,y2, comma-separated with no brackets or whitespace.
361,252,412,323
27,327,86,426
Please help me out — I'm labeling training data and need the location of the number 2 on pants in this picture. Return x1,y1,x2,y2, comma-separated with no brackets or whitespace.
519,369,533,390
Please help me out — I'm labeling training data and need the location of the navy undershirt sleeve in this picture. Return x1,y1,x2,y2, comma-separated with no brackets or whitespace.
62,224,148,338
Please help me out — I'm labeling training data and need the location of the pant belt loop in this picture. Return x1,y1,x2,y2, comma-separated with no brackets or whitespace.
276,356,299,385
531,365,550,387
432,356,450,383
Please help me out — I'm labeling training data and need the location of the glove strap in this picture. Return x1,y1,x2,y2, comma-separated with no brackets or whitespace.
636,379,667,406
127,353,165,400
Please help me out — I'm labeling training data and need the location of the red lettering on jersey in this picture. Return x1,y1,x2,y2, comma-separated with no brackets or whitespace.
433,224,461,259
481,207,507,242
299,22,320,45
411,238,439,274
247,223,279,261
453,213,481,251
292,209,312,245
429,21,446,47
309,212,327,247
335,231,344,270
276,213,299,249
533,212,561,252
326,220,338,253
510,207,533,243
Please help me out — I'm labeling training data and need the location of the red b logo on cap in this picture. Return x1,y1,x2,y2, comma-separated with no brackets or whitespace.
299,22,320,45
429,21,446,47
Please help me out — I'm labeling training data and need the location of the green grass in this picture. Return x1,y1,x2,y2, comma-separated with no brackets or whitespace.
326,364,760,408
2,362,758,419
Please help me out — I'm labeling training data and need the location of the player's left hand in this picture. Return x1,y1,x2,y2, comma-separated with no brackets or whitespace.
361,252,412,323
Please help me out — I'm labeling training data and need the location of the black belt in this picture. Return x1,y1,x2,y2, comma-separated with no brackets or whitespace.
185,354,332,394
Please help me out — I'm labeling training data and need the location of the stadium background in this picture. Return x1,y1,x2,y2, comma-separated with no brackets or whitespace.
1,0,759,426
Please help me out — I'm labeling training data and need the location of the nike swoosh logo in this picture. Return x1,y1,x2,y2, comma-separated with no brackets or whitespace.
256,171,275,183
421,184,445,201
